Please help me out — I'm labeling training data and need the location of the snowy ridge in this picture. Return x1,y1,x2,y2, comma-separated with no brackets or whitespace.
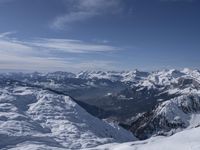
88,126,200,150
76,70,149,82
0,86,135,150
76,68,196,85
1,68,200,88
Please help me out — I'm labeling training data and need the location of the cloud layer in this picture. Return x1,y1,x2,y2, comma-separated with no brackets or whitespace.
0,32,118,72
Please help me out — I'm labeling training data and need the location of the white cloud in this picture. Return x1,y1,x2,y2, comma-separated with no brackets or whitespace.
0,32,118,72
29,38,118,53
0,32,118,54
51,0,122,29
52,11,95,29
0,32,16,38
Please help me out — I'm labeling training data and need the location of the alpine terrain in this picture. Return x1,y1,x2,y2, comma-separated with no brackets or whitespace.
0,68,200,149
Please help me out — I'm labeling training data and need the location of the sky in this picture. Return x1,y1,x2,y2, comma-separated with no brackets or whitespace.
0,0,200,72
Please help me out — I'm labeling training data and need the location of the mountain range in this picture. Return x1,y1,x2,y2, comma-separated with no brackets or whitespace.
0,68,200,149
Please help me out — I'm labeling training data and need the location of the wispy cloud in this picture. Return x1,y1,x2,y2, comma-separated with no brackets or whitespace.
51,0,123,29
0,32,118,54
0,31,16,38
0,32,118,72
27,38,118,53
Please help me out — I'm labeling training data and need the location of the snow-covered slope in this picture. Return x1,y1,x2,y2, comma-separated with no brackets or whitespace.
89,126,200,150
0,86,135,150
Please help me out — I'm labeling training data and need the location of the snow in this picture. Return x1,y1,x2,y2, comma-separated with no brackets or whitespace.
88,126,200,150
1,69,200,149
76,70,148,82
106,93,112,96
2,68,200,94
141,69,185,87
0,86,135,150
154,94,200,129
188,113,200,128
128,94,200,140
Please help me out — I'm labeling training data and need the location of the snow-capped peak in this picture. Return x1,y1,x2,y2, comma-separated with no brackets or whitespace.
76,70,149,82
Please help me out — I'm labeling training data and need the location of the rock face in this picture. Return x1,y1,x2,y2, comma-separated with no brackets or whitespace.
130,94,200,139
0,85,135,150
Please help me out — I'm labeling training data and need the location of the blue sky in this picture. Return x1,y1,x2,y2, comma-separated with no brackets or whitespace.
0,0,200,72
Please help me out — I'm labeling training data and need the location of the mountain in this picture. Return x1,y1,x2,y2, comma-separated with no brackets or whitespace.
130,94,200,139
1,69,200,136
0,84,135,150
1,69,199,121
77,70,149,82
